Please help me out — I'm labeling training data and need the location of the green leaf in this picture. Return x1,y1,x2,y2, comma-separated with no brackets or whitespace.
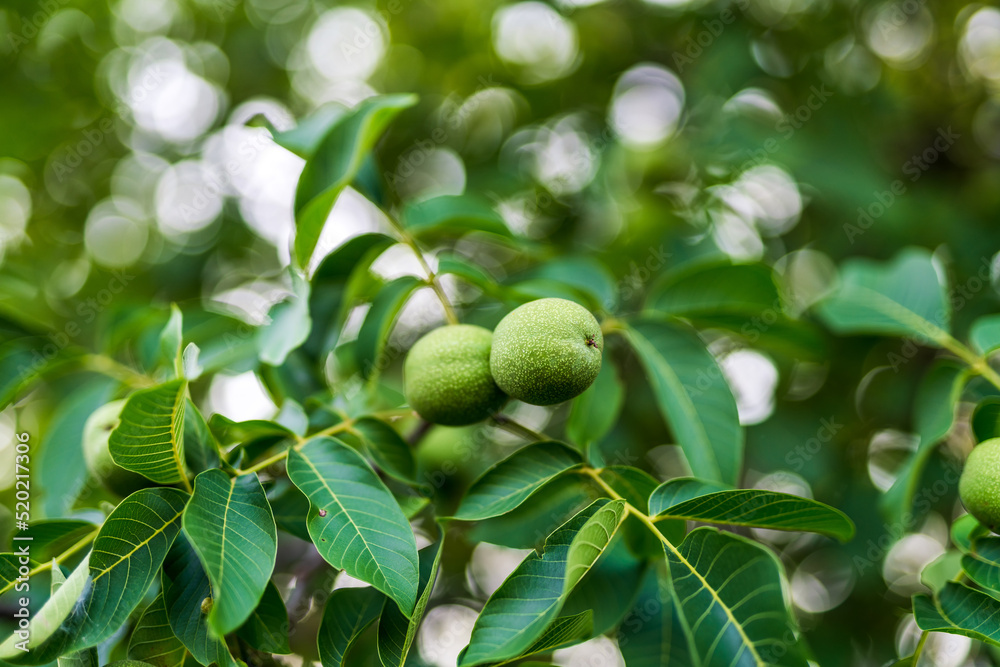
0,554,37,593
268,481,311,541
815,247,951,344
646,260,781,318
182,399,220,475
617,566,694,667
127,595,188,667
317,587,385,667
377,540,444,667
960,537,1000,596
401,194,512,240
921,551,963,593
881,360,967,522
647,478,733,513
183,469,278,636
235,580,291,654
518,257,618,312
665,528,808,666
161,534,237,667
272,103,347,158
625,319,743,486
159,304,183,377
257,272,312,367
0,489,188,663
293,94,418,269
914,583,1000,646
561,535,648,635
452,442,584,521
972,397,1000,443
436,254,500,294
952,513,988,554
109,380,189,486
651,487,854,542
15,521,96,563
502,611,593,665
567,362,623,450
970,314,1000,356
351,417,418,485
459,499,627,666
286,437,419,614
355,276,423,381
307,233,396,358
208,414,296,449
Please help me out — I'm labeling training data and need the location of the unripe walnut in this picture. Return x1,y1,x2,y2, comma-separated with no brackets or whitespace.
490,298,603,406
404,325,507,426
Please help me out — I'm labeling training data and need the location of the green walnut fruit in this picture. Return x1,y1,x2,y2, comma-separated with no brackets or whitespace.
490,297,603,406
404,324,507,426
959,438,1000,531
83,399,149,498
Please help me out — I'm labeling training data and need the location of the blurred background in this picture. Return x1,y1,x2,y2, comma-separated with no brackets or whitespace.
2,0,1000,665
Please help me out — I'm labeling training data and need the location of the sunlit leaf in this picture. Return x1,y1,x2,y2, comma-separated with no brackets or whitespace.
109,380,189,486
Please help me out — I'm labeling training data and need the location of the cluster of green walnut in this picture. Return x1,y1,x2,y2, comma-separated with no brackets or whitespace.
404,298,603,425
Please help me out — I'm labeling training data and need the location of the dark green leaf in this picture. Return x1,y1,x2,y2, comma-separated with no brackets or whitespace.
127,595,187,667
182,400,220,475
286,437,419,614
647,478,733,514
459,499,627,666
665,528,808,666
351,417,418,485
161,534,237,667
625,319,742,486
317,587,385,667
961,537,1000,596
453,442,584,521
235,580,291,654
952,513,988,554
646,260,780,318
401,194,512,240
567,363,623,450
355,276,422,381
972,397,1000,443
183,469,278,636
15,521,96,563
651,488,854,542
617,566,694,667
501,611,593,665
377,540,443,667
109,380,188,486
914,583,1000,646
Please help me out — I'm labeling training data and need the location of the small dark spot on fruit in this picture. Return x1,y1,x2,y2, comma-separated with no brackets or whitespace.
318,508,328,517
585,336,597,348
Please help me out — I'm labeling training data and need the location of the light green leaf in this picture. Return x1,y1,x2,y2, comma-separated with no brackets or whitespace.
317,587,385,667
453,442,584,521
355,276,423,381
109,380,188,486
921,551,963,593
646,260,780,318
665,528,808,666
617,566,694,667
161,534,237,667
0,554,89,661
159,304,183,377
459,499,627,666
561,535,648,635
952,513,988,554
272,103,347,158
881,360,967,522
815,247,950,343
914,583,1000,646
436,254,500,294
183,469,277,636
625,319,743,486
567,362,623,450
651,487,854,542
287,437,419,614
293,94,417,269
970,314,1000,356
377,540,444,667
235,580,291,654
257,272,312,367
127,595,188,667
401,194,512,240
181,343,202,380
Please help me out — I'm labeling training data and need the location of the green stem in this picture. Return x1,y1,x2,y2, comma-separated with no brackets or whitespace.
939,336,1000,392
490,414,548,441
387,215,459,325
911,630,928,666
0,529,100,596
235,409,416,475
83,354,154,388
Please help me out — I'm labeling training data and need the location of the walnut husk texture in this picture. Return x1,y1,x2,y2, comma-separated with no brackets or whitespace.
404,324,507,426
490,298,603,406
960,438,1000,532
